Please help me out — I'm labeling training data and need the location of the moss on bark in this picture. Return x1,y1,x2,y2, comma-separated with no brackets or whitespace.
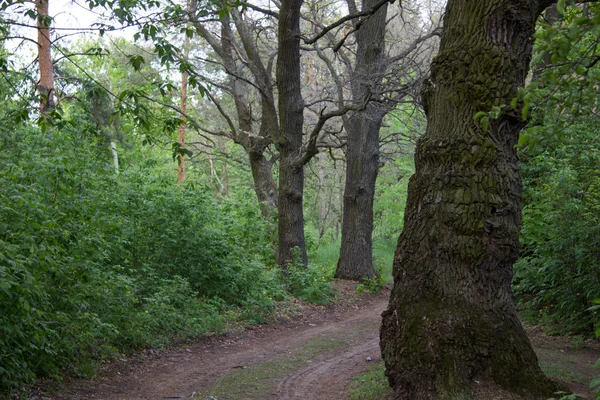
380,0,559,398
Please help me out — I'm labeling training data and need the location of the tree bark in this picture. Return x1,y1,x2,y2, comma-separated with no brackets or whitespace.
36,0,54,114
195,16,279,217
177,49,188,184
380,0,558,398
276,0,308,267
110,141,119,174
250,150,278,217
336,0,388,280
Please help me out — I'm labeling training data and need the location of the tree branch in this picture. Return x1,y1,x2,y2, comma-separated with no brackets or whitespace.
293,95,371,167
245,2,280,18
303,0,394,45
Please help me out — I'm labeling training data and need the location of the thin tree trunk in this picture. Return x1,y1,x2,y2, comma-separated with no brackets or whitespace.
110,141,119,174
336,0,388,280
177,65,188,184
36,0,54,114
221,160,229,196
316,153,330,240
276,0,307,268
177,0,194,184
380,0,559,398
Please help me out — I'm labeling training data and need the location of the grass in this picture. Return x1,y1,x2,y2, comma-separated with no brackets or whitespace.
310,238,396,284
311,239,341,269
373,240,395,283
347,360,391,400
540,361,586,384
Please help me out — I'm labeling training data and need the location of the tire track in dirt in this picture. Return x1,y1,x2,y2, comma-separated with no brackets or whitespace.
276,337,380,399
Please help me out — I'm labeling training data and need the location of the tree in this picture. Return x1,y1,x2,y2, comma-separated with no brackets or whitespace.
276,0,308,266
177,0,197,184
380,0,561,397
191,11,279,217
334,0,388,280
302,0,440,280
36,0,54,114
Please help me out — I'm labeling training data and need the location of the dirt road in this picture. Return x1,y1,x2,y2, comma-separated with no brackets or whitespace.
50,285,600,400
57,290,389,400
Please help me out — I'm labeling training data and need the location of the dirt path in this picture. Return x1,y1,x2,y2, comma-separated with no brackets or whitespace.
48,287,600,400
55,290,388,400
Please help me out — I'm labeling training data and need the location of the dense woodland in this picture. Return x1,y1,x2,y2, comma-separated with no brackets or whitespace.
0,0,599,397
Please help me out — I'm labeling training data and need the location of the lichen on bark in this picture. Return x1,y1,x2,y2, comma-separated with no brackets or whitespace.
380,0,559,398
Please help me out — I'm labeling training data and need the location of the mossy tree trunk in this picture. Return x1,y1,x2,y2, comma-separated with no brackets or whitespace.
336,0,388,280
276,0,308,267
380,0,558,398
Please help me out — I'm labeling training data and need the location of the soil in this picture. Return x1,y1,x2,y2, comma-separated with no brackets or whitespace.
36,281,600,400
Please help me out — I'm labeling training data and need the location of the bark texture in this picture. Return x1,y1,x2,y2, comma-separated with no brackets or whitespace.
36,0,54,114
380,0,558,398
276,0,308,267
336,0,388,280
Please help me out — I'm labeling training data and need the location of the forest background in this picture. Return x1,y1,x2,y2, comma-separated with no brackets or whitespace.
0,0,599,396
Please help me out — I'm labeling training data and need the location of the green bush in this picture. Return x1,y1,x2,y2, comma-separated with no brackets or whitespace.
286,249,334,305
0,123,280,394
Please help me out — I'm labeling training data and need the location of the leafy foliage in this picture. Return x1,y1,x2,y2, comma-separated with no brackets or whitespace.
286,248,334,305
0,112,281,393
514,3,600,336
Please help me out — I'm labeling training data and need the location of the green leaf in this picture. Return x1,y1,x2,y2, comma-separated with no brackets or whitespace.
128,55,145,71
481,116,489,132
521,99,530,120
474,111,487,122
556,0,565,16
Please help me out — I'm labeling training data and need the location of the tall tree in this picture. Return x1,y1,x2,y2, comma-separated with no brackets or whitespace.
177,0,196,184
305,0,440,279
276,0,308,266
335,0,388,280
192,12,279,217
36,0,54,114
380,0,560,398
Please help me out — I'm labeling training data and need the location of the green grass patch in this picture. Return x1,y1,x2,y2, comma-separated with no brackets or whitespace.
373,240,395,283
347,360,392,400
311,239,341,269
539,360,586,384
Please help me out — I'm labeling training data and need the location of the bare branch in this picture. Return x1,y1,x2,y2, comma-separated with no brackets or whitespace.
303,0,393,45
384,28,441,67
293,94,372,167
245,2,280,18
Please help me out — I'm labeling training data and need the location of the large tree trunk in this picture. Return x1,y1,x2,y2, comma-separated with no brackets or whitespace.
380,0,558,398
36,0,54,114
336,0,388,280
276,0,308,267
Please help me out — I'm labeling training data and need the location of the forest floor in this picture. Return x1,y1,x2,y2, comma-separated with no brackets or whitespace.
37,281,600,400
